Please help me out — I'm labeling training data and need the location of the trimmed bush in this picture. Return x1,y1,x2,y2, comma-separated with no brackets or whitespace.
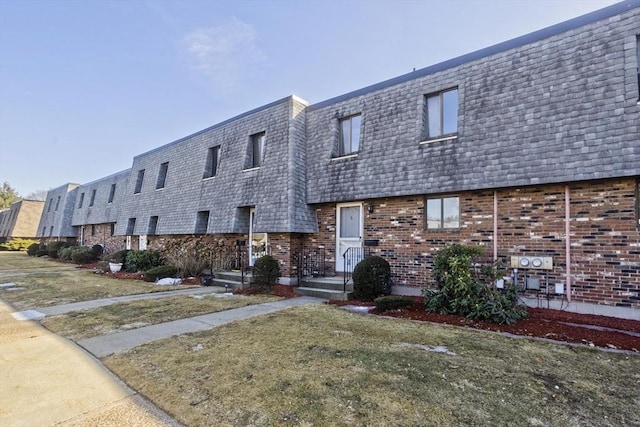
91,244,104,258
36,248,49,257
125,250,164,273
252,255,280,291
48,241,67,259
58,246,81,260
0,238,39,251
71,247,95,264
144,265,178,282
352,255,392,301
27,243,40,256
374,295,415,311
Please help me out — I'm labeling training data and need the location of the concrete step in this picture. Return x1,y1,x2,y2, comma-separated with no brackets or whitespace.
300,277,352,292
210,278,250,290
295,287,352,301
214,271,254,284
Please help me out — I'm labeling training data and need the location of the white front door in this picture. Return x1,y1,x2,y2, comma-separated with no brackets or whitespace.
249,208,267,266
336,203,363,272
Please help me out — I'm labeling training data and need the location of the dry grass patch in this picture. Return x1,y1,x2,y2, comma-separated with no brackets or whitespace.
0,252,196,310
105,304,640,427
42,294,282,340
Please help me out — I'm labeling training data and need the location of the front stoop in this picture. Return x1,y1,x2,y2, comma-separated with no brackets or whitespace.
210,271,254,290
295,276,353,301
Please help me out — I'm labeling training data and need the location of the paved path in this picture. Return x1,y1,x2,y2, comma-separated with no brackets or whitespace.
0,300,181,427
3,286,326,426
78,296,325,358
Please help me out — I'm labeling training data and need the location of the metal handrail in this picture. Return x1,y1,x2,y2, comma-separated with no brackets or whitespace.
343,246,371,291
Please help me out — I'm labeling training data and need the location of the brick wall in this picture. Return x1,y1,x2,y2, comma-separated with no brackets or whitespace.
302,178,639,308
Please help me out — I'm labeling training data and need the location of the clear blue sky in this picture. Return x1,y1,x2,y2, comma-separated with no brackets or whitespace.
0,0,621,197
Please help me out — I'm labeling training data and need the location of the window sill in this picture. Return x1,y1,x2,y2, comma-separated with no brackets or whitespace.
202,175,217,181
242,167,261,172
419,135,458,145
331,153,358,161
155,188,165,191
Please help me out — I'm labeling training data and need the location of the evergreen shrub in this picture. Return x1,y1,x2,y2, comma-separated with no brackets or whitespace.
252,255,280,291
352,255,392,301
144,265,178,282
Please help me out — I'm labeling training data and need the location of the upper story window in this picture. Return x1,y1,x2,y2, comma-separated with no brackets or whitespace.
108,184,116,203
425,88,458,140
203,146,220,178
126,218,136,235
195,210,210,234
636,35,639,101
148,216,159,235
89,189,96,207
248,132,265,169
47,198,52,213
339,114,361,156
425,196,460,230
156,162,169,189
55,196,61,211
49,226,54,236
78,193,85,209
134,169,145,194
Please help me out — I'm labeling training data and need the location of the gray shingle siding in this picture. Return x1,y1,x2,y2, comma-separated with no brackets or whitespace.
37,184,80,238
306,4,640,204
71,170,129,227
115,96,318,236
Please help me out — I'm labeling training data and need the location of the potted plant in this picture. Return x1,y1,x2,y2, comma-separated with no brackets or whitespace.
106,250,128,273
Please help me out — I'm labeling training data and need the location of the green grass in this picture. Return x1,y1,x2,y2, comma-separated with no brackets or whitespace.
0,252,196,309
105,304,640,427
42,293,282,340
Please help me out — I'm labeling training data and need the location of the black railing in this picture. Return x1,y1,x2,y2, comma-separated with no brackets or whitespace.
343,246,371,291
294,245,327,283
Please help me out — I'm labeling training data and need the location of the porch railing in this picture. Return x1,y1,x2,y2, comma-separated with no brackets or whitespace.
294,245,327,283
343,246,372,291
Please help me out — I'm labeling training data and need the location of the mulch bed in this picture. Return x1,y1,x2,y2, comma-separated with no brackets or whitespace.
330,298,640,352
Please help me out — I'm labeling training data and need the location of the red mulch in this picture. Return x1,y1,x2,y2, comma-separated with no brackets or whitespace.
330,298,640,352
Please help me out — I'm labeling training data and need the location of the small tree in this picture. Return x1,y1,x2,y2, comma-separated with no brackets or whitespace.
252,255,280,292
0,182,20,210
352,255,392,301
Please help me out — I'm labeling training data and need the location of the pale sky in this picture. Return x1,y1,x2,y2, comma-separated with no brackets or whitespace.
0,0,623,197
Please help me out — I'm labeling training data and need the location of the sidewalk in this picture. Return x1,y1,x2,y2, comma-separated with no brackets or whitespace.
0,300,180,427
1,292,325,426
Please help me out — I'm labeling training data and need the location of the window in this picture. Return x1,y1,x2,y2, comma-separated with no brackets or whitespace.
78,193,85,209
42,226,46,236
91,225,96,236
126,218,136,235
203,146,220,178
108,184,116,203
425,196,460,229
249,132,265,168
110,223,115,236
47,198,52,213
148,216,159,235
89,189,96,207
49,226,54,236
55,196,61,211
339,114,361,156
195,210,210,234
134,169,145,194
425,88,458,139
156,162,169,189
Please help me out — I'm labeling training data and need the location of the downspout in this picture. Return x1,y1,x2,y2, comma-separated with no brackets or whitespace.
493,191,498,261
565,185,572,302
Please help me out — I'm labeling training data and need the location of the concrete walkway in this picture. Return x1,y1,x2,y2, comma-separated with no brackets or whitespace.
0,300,181,427
2,289,325,426
78,296,325,357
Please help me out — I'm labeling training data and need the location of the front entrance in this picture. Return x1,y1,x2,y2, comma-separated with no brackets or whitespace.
336,202,363,272
249,208,267,266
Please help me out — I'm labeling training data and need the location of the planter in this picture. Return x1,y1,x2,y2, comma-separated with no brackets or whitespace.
109,262,123,273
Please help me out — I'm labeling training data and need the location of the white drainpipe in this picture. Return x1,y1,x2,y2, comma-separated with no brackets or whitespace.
493,191,498,261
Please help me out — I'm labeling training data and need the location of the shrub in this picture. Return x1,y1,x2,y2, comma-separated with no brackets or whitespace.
161,236,234,277
374,295,415,311
144,265,178,282
71,247,96,264
27,243,41,256
36,248,49,257
0,238,40,251
252,255,280,291
423,244,527,324
58,246,81,260
125,250,164,273
105,249,129,264
91,244,104,258
47,241,67,259
352,255,392,301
